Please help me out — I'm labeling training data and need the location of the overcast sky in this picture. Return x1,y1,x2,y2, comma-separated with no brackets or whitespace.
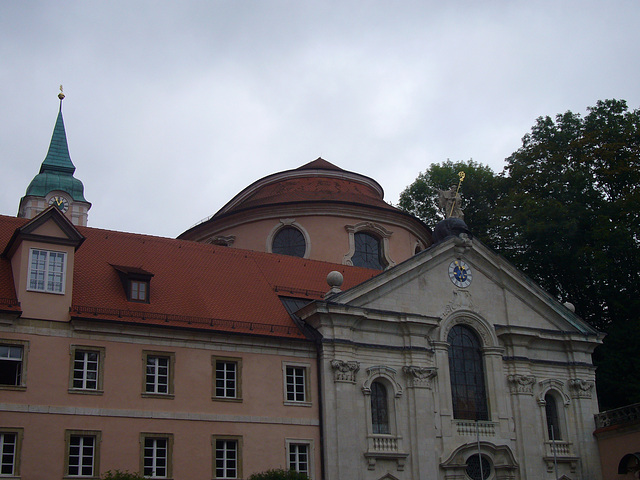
2,1,639,238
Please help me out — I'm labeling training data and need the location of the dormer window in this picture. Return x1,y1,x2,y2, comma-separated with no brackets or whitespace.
130,280,149,302
112,265,154,303
28,248,66,293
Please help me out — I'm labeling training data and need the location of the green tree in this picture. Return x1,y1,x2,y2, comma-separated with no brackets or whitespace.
495,99,640,409
102,471,146,480
398,159,504,246
400,100,640,410
247,468,309,480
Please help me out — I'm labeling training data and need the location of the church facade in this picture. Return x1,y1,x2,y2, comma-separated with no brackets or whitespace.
0,97,604,479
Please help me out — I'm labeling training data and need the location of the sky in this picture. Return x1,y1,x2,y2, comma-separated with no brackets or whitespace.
2,1,639,238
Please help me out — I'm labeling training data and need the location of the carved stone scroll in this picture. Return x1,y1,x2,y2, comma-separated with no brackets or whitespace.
403,366,437,389
330,359,360,383
568,378,595,399
507,374,536,395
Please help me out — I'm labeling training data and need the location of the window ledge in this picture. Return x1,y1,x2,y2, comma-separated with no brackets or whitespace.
26,288,65,295
212,396,243,403
284,401,312,407
0,385,26,392
142,393,175,400
68,388,103,396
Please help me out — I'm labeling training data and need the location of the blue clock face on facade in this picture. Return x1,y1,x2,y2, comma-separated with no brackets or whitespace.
448,259,472,288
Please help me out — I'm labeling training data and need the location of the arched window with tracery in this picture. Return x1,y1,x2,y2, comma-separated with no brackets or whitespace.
352,232,384,269
371,381,389,434
545,392,562,440
448,324,488,420
272,226,306,257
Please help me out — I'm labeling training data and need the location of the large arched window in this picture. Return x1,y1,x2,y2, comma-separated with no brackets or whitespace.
371,381,389,434
448,325,488,420
352,232,384,269
272,226,306,257
545,392,562,440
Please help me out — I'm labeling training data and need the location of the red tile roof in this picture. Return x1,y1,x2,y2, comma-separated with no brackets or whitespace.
0,214,379,338
231,176,396,212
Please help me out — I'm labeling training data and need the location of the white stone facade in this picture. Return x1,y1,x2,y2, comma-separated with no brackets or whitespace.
300,235,602,480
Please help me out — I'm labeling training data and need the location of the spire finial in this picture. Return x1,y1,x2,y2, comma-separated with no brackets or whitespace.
58,85,65,101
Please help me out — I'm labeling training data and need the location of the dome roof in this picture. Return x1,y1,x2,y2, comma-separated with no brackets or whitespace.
214,158,395,217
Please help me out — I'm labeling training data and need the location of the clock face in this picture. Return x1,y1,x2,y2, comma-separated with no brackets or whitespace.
448,259,472,288
49,195,70,213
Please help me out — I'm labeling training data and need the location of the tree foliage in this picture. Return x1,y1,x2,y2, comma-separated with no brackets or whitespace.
399,99,640,410
247,468,309,480
102,471,146,480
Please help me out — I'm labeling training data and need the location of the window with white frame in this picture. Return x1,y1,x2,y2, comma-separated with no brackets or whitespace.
66,430,100,477
0,341,26,388
141,434,172,479
130,280,149,302
0,429,22,476
144,352,174,396
69,346,105,394
213,436,241,479
28,248,66,293
284,363,310,404
213,357,242,401
287,442,311,477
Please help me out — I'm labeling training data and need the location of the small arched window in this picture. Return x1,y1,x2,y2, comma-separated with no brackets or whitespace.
272,227,306,257
545,392,562,440
352,232,383,269
448,324,488,420
371,381,389,434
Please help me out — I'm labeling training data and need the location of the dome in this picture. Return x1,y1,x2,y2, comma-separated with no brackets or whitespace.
25,171,87,202
179,158,432,267
213,158,395,218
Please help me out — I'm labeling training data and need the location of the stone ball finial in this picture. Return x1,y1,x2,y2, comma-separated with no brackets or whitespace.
563,302,575,313
327,271,344,288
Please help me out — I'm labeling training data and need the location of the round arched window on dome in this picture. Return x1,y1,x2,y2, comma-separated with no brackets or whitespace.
272,226,306,257
352,232,384,269
465,455,491,480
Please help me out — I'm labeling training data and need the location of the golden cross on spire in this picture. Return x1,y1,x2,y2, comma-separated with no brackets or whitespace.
58,85,65,101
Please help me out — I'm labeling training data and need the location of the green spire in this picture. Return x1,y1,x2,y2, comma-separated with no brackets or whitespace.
24,92,87,202
40,106,76,175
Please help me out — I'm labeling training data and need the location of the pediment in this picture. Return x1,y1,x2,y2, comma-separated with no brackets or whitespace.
3,206,84,258
328,236,598,337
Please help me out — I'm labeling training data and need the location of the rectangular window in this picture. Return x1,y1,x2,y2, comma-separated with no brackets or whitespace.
66,431,100,478
130,280,149,302
28,248,66,293
213,357,242,401
288,443,310,477
0,429,23,477
141,434,173,479
143,352,174,397
0,344,24,388
73,351,99,390
212,436,242,479
283,363,310,405
69,346,105,394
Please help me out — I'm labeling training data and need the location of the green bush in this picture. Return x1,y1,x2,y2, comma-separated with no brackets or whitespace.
102,470,146,480
247,468,309,480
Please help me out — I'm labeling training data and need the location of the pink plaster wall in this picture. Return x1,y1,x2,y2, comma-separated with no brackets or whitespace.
1,330,321,479
214,214,425,267
596,425,640,479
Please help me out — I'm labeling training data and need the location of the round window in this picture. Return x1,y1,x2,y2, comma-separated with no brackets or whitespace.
272,226,306,257
466,455,491,480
